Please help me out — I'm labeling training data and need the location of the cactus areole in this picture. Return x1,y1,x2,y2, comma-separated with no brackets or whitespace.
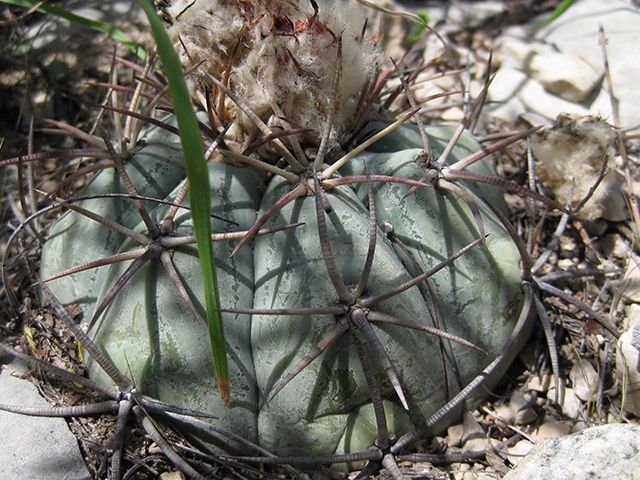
40,0,531,462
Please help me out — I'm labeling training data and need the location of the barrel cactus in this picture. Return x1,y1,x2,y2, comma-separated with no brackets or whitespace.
39,0,536,465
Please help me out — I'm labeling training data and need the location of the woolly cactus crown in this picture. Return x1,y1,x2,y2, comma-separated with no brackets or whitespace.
164,0,381,153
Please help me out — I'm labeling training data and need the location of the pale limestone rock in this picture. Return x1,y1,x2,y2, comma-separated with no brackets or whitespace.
489,0,640,129
446,423,465,447
524,373,551,394
528,51,602,103
503,424,640,480
603,233,628,259
159,472,186,480
488,60,529,103
570,360,599,402
452,465,496,480
534,0,640,130
547,385,582,419
0,355,92,480
616,304,640,416
517,78,591,120
507,440,534,467
571,421,587,434
441,106,465,122
495,391,537,425
494,35,557,67
621,255,640,303
512,391,538,425
461,411,487,453
451,463,471,480
532,420,571,441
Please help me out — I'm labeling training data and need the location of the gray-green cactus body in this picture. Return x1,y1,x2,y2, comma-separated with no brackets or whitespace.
40,121,529,459
341,149,524,407
252,175,455,457
360,122,509,209
86,161,265,452
251,127,527,456
40,119,187,315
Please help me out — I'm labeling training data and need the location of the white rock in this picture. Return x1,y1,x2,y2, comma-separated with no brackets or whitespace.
446,423,465,447
490,0,640,130
461,411,487,453
452,465,496,480
456,1,506,23
423,1,507,34
413,73,457,109
570,360,599,402
599,171,628,222
467,471,501,480
533,0,640,130
26,1,147,51
496,391,537,425
547,385,582,419
441,107,465,122
507,440,534,467
503,424,640,480
527,51,602,103
621,255,640,303
486,94,527,124
451,463,471,480
497,32,604,106
159,472,186,480
494,35,557,67
625,301,640,327
513,394,538,425
488,61,529,103
0,355,91,480
571,421,587,434
532,420,571,441
524,374,551,394
515,78,591,121
615,304,640,416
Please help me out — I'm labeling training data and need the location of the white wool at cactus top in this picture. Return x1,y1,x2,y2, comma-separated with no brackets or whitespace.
164,0,381,151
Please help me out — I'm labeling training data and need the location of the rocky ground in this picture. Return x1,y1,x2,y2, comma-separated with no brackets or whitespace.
1,1,640,479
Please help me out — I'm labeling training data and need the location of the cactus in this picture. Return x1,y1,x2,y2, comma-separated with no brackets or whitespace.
33,0,552,469
40,116,530,458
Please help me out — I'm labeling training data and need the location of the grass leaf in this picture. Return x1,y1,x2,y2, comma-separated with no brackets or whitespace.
138,0,230,403
534,0,578,28
1,0,147,60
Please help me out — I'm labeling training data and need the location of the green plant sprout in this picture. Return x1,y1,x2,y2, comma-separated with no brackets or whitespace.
139,0,230,403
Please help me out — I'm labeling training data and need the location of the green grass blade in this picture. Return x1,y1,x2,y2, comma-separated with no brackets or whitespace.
534,0,578,28
1,0,147,60
138,0,230,403
403,11,430,47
